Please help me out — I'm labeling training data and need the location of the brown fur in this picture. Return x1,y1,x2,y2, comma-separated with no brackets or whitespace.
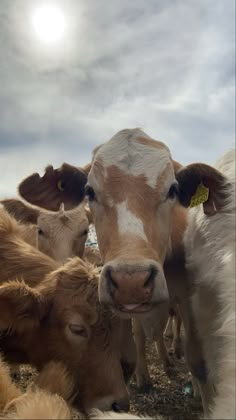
0,358,22,411
0,207,57,286
19,163,87,211
0,360,72,419
84,247,103,266
0,258,133,412
3,390,72,419
0,199,40,224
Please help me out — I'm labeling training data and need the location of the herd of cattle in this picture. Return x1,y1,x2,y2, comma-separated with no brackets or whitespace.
0,128,235,419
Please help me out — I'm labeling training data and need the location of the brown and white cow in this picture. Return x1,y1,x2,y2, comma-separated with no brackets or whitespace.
18,128,223,414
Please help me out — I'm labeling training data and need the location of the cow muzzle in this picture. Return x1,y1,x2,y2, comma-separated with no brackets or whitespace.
99,261,169,314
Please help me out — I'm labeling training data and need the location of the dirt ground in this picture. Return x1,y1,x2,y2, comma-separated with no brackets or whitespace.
12,335,203,420
129,337,203,419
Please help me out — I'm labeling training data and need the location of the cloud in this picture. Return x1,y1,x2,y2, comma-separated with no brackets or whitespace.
0,0,235,196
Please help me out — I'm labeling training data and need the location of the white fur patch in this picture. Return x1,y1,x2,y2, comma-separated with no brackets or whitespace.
96,129,172,189
184,148,236,418
116,200,147,241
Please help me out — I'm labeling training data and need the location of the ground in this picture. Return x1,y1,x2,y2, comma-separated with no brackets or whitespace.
12,335,203,419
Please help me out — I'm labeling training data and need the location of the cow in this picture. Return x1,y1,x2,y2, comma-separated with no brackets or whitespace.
182,149,235,418
1,199,91,263
0,257,136,413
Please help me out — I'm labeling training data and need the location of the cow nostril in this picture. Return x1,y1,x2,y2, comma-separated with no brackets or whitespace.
112,399,130,413
143,268,156,289
111,402,122,413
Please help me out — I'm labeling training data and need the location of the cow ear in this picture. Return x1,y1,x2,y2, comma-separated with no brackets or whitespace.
176,163,228,216
0,198,40,224
18,163,90,212
0,280,50,333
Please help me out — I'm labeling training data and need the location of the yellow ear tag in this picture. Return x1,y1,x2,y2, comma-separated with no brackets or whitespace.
189,183,209,208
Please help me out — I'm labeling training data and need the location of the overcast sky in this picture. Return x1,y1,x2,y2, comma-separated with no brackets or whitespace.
0,0,235,197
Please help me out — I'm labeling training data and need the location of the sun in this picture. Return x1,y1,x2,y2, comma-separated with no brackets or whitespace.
32,5,66,43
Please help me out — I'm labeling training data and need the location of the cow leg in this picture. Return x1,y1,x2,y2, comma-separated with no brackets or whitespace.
155,335,173,369
179,299,215,416
191,375,201,400
163,316,173,339
119,319,137,383
132,319,152,391
169,311,183,359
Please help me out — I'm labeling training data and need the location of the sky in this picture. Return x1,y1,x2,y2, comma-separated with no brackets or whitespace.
0,0,235,197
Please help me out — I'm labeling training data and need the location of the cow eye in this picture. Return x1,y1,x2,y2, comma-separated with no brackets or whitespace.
37,227,44,235
68,323,88,338
167,183,179,200
82,229,88,236
57,179,65,191
85,185,96,202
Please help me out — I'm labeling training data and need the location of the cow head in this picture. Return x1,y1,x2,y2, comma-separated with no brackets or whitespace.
0,258,130,412
1,199,90,263
37,203,89,262
18,128,230,318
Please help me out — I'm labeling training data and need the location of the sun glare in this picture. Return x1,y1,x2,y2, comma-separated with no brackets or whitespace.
32,5,66,43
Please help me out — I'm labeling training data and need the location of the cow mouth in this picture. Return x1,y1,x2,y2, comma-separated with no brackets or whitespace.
116,302,152,313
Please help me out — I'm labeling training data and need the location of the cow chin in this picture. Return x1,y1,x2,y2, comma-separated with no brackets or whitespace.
98,259,169,315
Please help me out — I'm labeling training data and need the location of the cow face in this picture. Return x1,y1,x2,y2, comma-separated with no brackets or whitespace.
37,203,89,263
0,258,130,412
18,129,229,319
86,129,178,313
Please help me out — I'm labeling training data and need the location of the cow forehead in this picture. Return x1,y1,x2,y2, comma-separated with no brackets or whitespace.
92,128,172,189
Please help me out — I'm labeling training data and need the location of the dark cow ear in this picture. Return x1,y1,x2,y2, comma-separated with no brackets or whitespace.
0,280,50,333
0,198,40,224
176,163,228,216
18,163,90,211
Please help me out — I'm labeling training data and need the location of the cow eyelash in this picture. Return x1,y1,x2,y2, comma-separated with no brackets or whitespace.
167,183,179,200
85,185,96,202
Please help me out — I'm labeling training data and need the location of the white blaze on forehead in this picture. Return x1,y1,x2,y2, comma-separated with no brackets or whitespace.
95,128,172,189
116,200,147,241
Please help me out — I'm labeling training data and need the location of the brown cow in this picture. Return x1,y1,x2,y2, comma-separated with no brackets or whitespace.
0,257,135,413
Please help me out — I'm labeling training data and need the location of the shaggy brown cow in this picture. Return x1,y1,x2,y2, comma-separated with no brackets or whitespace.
0,257,135,413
